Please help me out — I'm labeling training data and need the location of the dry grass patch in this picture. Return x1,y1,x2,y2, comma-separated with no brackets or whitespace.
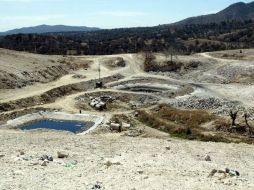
137,105,231,142
157,105,215,128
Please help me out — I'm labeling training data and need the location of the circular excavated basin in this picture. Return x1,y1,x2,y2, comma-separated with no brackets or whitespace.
0,112,104,135
114,83,179,93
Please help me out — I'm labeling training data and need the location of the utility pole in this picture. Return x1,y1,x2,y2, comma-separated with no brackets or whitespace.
98,63,101,81
96,63,103,88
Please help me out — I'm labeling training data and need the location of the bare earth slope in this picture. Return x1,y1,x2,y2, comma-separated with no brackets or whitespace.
0,48,90,89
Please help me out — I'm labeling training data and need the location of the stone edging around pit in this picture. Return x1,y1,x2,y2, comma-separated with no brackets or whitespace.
0,111,104,135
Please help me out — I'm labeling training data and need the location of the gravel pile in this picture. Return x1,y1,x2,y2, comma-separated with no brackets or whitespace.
172,96,245,115
217,64,254,82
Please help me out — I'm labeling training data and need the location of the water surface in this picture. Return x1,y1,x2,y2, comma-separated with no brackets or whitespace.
21,120,91,133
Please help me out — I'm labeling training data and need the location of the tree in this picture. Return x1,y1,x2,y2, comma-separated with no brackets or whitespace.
229,110,238,126
243,112,253,137
163,46,178,64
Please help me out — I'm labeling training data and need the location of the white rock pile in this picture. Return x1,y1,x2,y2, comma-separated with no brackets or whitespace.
89,96,108,110
172,96,246,114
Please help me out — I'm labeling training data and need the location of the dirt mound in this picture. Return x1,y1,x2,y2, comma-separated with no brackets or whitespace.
0,65,71,89
0,49,90,89
102,57,126,68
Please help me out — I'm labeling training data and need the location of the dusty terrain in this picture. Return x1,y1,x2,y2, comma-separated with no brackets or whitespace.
1,131,254,190
1,48,254,189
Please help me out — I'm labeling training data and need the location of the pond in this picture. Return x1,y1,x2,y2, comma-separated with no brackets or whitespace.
21,120,91,133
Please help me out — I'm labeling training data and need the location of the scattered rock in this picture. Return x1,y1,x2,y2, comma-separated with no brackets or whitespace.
86,181,104,189
205,155,211,161
104,160,112,167
125,129,143,137
40,155,53,162
40,155,48,161
90,97,108,111
57,152,68,159
48,156,54,162
226,168,240,177
104,160,121,167
165,147,171,150
0,154,5,158
137,169,144,174
41,160,48,166
209,168,240,178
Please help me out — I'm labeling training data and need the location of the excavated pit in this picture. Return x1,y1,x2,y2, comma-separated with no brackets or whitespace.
0,112,104,135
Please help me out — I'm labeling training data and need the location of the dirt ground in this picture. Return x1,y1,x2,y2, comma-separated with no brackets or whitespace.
1,48,254,189
0,130,254,190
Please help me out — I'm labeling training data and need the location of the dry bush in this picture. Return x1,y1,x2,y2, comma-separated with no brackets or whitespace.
214,118,231,131
143,52,156,72
138,108,195,139
157,104,215,127
214,118,248,134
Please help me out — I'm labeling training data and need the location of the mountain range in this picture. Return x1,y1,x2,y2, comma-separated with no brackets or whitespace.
174,1,254,25
0,25,100,36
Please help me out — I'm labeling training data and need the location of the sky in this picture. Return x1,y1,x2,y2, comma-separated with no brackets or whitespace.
0,0,253,31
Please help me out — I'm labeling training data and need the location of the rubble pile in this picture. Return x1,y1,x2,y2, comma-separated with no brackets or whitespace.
172,96,245,114
89,96,113,110
217,64,254,82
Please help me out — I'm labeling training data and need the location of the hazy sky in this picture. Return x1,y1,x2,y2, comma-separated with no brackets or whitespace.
0,0,253,31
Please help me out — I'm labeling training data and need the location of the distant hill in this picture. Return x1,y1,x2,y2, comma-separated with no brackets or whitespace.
1,20,253,55
0,2,254,55
0,25,100,36
174,1,254,25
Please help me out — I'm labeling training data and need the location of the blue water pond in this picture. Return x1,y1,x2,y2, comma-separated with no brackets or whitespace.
21,120,91,133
